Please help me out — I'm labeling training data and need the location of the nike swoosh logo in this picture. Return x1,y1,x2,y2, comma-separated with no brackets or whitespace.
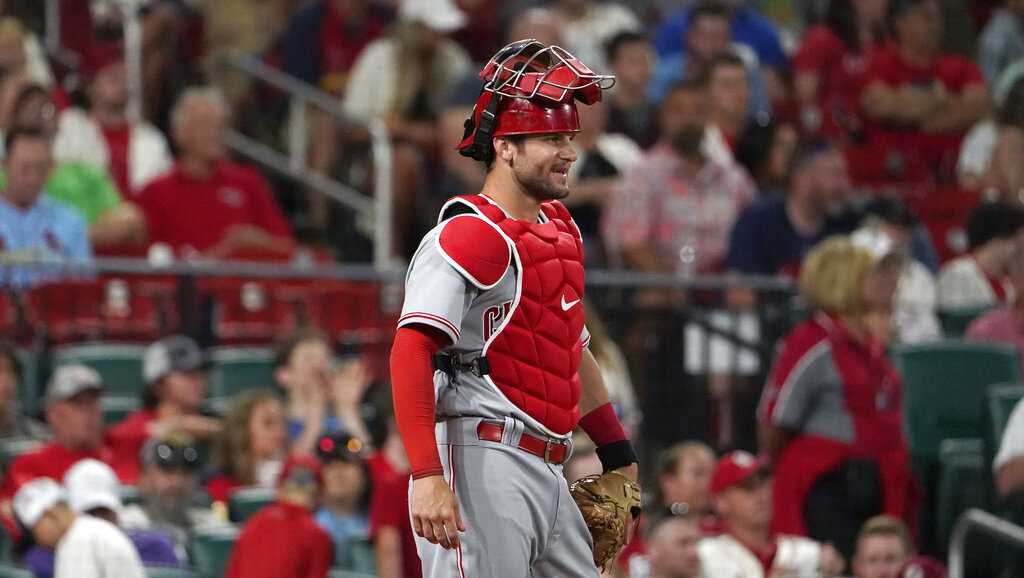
561,295,580,311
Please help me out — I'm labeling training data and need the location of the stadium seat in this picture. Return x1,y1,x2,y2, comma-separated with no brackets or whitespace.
51,343,146,398
189,526,239,578
206,347,275,414
145,566,201,578
14,349,39,418
987,383,1024,452
891,341,1021,462
936,438,990,550
227,487,274,524
938,307,993,338
0,438,42,467
208,347,275,398
198,278,292,345
0,564,33,578
347,537,376,575
102,396,140,425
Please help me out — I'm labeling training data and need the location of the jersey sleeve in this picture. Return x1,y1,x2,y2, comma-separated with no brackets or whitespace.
758,335,834,429
398,229,474,345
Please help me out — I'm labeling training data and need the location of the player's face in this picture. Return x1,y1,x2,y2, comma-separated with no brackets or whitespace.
853,535,909,578
509,133,578,201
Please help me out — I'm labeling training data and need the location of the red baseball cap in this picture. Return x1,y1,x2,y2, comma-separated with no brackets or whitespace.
276,454,323,489
899,556,947,578
710,451,771,495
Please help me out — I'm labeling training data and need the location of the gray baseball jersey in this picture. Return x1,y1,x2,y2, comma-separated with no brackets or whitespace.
398,209,598,578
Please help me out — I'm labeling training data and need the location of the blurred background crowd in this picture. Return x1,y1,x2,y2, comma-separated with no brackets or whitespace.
3,0,1024,576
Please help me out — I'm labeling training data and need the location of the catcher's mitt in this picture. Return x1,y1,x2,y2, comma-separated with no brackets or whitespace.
569,470,642,571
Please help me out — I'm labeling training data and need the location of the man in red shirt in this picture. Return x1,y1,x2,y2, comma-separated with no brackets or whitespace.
855,0,989,185
2,365,109,497
138,87,295,261
1,365,111,535
225,454,333,578
107,335,220,484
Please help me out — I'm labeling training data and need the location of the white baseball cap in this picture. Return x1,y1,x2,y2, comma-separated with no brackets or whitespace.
13,477,66,528
64,459,122,514
851,226,900,263
400,0,467,33
143,335,206,384
45,364,103,405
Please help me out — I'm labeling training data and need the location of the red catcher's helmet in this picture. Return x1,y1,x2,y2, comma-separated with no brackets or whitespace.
457,39,615,161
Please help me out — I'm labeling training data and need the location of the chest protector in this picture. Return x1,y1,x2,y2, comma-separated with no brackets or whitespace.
436,194,586,435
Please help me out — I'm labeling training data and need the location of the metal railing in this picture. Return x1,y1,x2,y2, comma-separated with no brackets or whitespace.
42,2,396,270
219,53,395,271
949,509,1024,578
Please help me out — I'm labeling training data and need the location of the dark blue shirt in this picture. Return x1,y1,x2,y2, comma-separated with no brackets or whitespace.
653,6,787,69
726,198,854,275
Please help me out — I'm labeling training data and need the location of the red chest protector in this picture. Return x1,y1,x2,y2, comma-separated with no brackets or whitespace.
436,194,586,435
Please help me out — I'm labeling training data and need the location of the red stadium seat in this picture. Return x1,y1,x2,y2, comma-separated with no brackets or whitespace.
24,276,179,343
198,277,293,345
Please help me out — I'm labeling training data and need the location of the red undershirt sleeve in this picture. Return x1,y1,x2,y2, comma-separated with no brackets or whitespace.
390,325,448,479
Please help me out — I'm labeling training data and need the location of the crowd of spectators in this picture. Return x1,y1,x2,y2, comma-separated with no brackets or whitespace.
6,0,1024,576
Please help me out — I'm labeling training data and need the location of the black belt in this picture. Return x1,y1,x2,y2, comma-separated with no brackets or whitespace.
433,351,491,377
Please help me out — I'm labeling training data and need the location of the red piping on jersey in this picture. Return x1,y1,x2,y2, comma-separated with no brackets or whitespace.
391,326,447,479
449,445,466,578
399,311,462,342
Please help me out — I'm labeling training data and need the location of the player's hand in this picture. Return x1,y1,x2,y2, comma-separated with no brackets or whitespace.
818,543,846,577
410,475,465,550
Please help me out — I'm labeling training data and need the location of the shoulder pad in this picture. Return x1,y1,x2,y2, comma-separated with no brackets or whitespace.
436,215,511,289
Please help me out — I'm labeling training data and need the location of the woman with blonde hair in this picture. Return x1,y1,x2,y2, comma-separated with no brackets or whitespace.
206,390,289,503
757,235,917,562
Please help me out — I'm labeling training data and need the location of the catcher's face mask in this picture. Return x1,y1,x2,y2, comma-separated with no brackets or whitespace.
457,39,616,161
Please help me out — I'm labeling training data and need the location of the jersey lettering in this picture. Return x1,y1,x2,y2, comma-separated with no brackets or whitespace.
482,300,513,342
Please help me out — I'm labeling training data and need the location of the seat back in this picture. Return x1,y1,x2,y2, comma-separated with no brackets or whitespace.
144,566,201,578
0,565,33,578
14,349,39,418
208,348,274,399
892,341,1021,462
987,383,1024,450
189,526,239,578
938,307,994,338
51,343,146,398
227,487,274,524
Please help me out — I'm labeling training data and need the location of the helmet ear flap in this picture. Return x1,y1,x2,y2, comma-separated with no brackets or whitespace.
459,116,491,162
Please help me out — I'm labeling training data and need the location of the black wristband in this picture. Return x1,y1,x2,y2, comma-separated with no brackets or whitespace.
595,439,638,473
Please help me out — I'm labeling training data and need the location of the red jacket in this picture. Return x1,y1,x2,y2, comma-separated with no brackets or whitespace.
759,314,918,535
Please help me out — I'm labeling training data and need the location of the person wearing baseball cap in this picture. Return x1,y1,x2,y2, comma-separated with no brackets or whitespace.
13,476,146,578
698,451,845,578
119,433,217,556
225,454,333,578
23,459,181,578
107,335,220,484
1,365,108,505
314,431,371,569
